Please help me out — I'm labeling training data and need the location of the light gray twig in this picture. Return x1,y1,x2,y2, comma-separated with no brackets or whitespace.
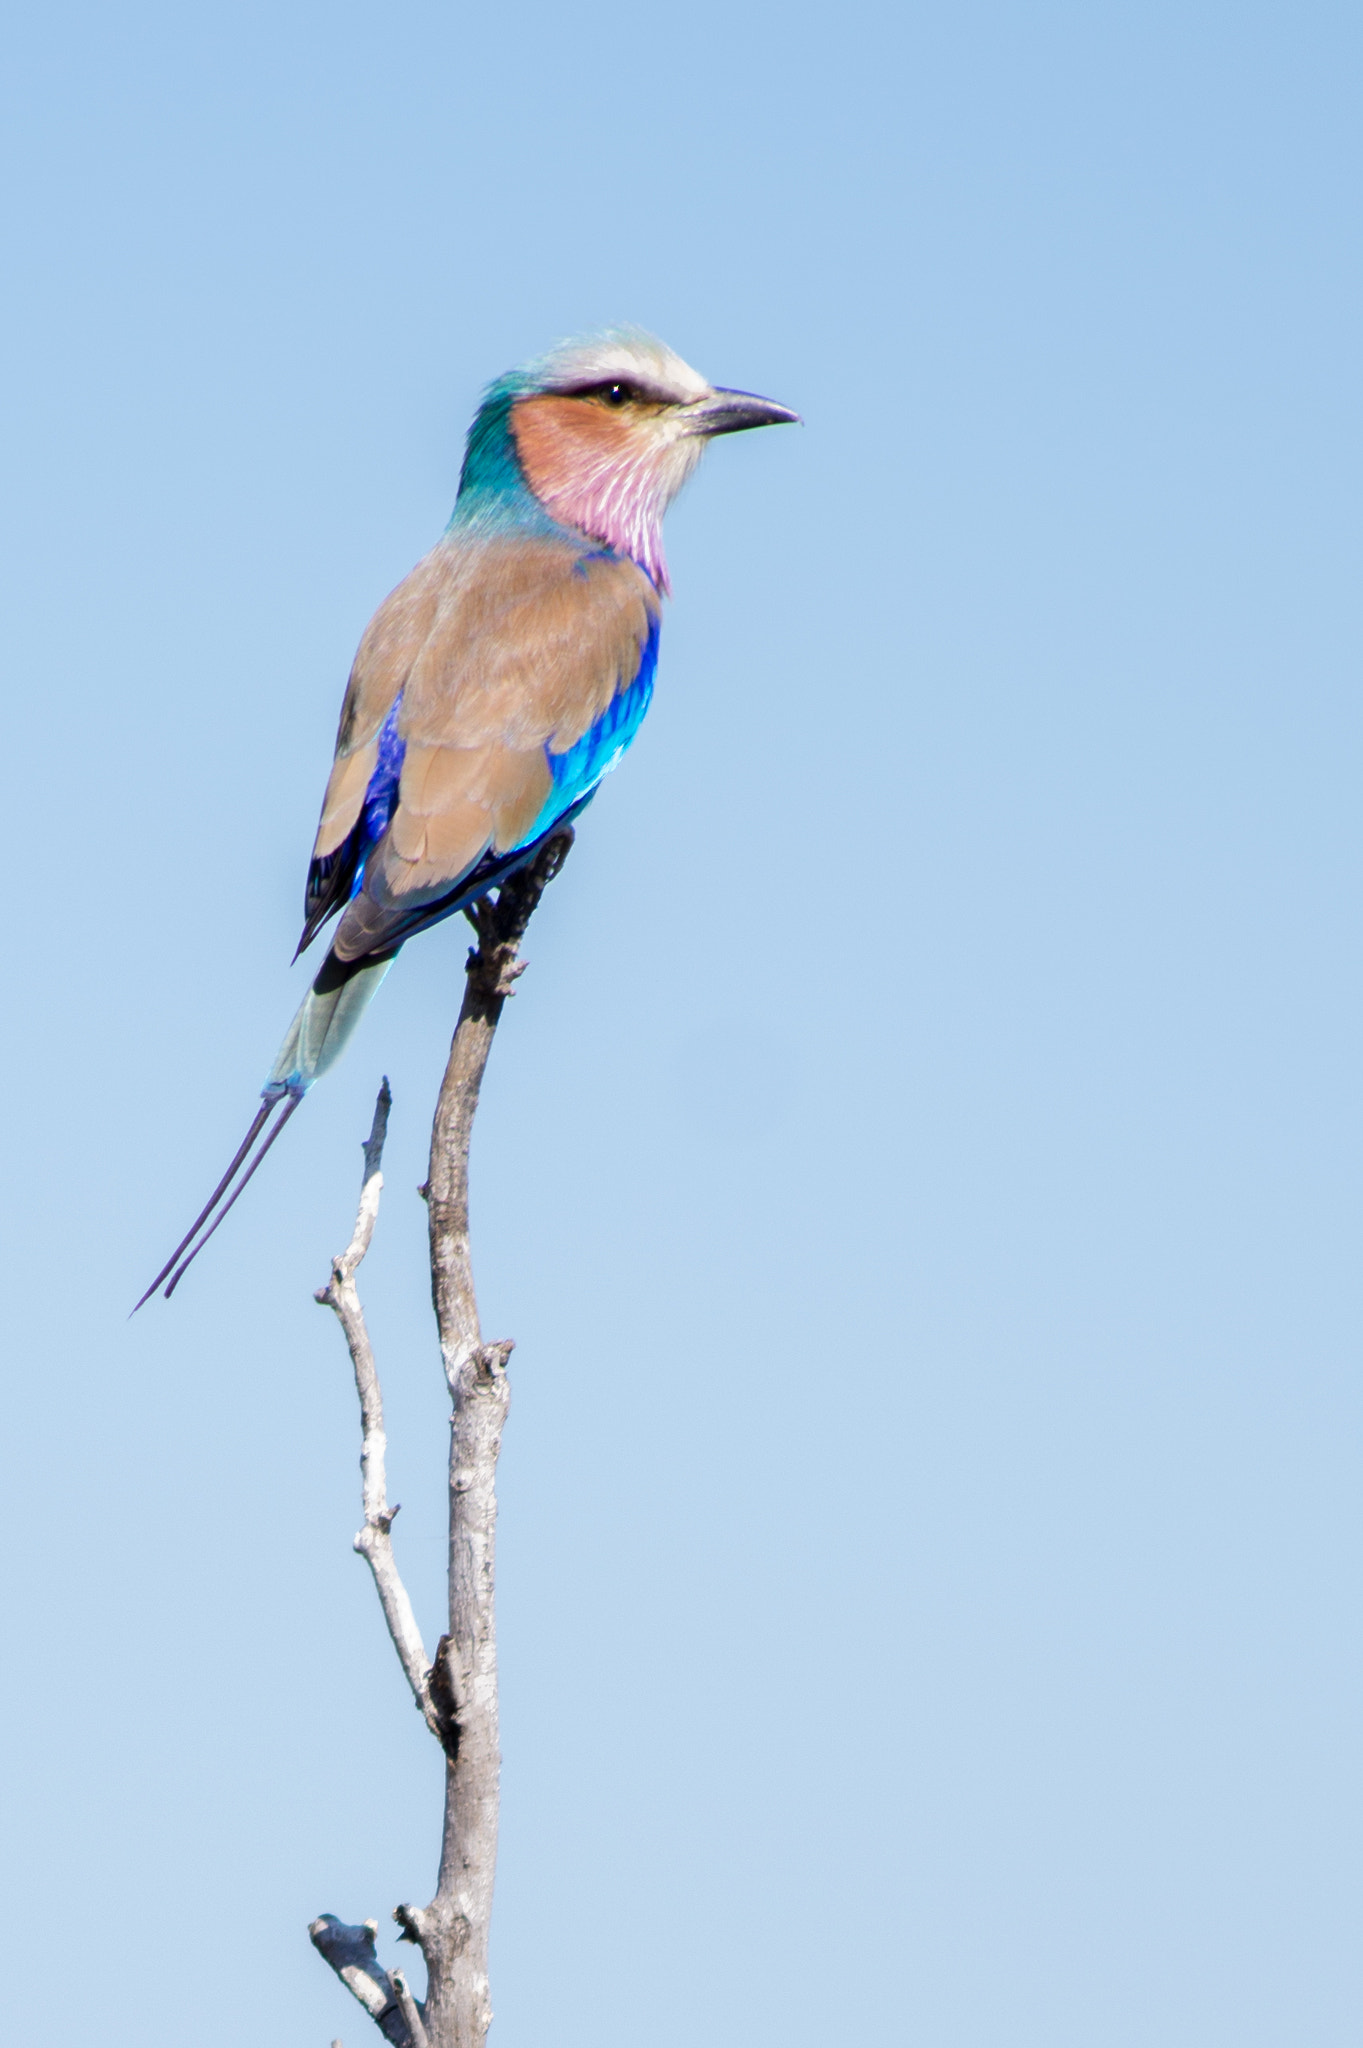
393,1971,431,2048
316,1080,444,1743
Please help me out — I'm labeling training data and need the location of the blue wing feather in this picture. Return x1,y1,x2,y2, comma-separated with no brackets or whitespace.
519,608,660,847
359,693,407,854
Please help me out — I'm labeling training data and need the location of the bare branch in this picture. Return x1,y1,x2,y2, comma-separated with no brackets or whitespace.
393,1972,431,2048
419,833,573,2048
309,1916,425,2048
312,833,572,2048
427,834,574,1389
317,1080,445,1744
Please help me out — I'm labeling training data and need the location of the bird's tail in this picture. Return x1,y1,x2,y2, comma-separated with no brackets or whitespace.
133,949,396,1309
263,949,396,1096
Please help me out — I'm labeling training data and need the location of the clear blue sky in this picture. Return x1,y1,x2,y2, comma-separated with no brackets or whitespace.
4,2,1362,2042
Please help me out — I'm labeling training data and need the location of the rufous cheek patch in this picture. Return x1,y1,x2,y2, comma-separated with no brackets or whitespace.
510,395,639,529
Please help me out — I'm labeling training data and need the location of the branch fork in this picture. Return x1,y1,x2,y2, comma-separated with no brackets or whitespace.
309,1917,429,2048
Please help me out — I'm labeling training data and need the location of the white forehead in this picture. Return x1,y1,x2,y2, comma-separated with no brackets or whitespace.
537,328,710,405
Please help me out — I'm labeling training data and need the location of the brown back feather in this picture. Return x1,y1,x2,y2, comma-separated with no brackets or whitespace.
303,532,658,962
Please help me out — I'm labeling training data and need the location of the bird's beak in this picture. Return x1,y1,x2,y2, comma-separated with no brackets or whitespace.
684,387,802,436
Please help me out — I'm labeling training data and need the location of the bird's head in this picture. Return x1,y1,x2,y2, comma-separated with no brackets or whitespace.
455,329,798,592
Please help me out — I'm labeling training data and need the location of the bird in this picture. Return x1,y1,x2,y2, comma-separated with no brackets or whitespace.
136,328,798,1305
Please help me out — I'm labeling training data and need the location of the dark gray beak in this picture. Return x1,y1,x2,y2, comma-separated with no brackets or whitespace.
686,387,802,436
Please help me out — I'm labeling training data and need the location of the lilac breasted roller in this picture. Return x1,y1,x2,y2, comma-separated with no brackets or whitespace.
137,330,798,1304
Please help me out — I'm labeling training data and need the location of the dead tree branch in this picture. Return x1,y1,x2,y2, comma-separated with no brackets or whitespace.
414,827,574,2048
310,1917,422,2048
392,1970,432,2048
316,1080,444,1743
311,829,573,2048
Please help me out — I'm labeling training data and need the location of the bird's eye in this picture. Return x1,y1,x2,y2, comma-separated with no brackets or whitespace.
559,377,649,408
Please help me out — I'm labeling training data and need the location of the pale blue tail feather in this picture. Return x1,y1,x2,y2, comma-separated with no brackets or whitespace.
265,956,396,1098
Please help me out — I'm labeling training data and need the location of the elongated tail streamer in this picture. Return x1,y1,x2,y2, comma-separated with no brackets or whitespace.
163,1094,302,1298
133,949,397,1310
131,1099,276,1312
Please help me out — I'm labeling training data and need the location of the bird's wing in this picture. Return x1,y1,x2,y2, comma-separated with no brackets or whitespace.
300,544,451,947
310,534,659,963
312,545,452,855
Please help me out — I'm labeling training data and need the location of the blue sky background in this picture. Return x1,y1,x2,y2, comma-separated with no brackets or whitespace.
4,1,1363,2042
